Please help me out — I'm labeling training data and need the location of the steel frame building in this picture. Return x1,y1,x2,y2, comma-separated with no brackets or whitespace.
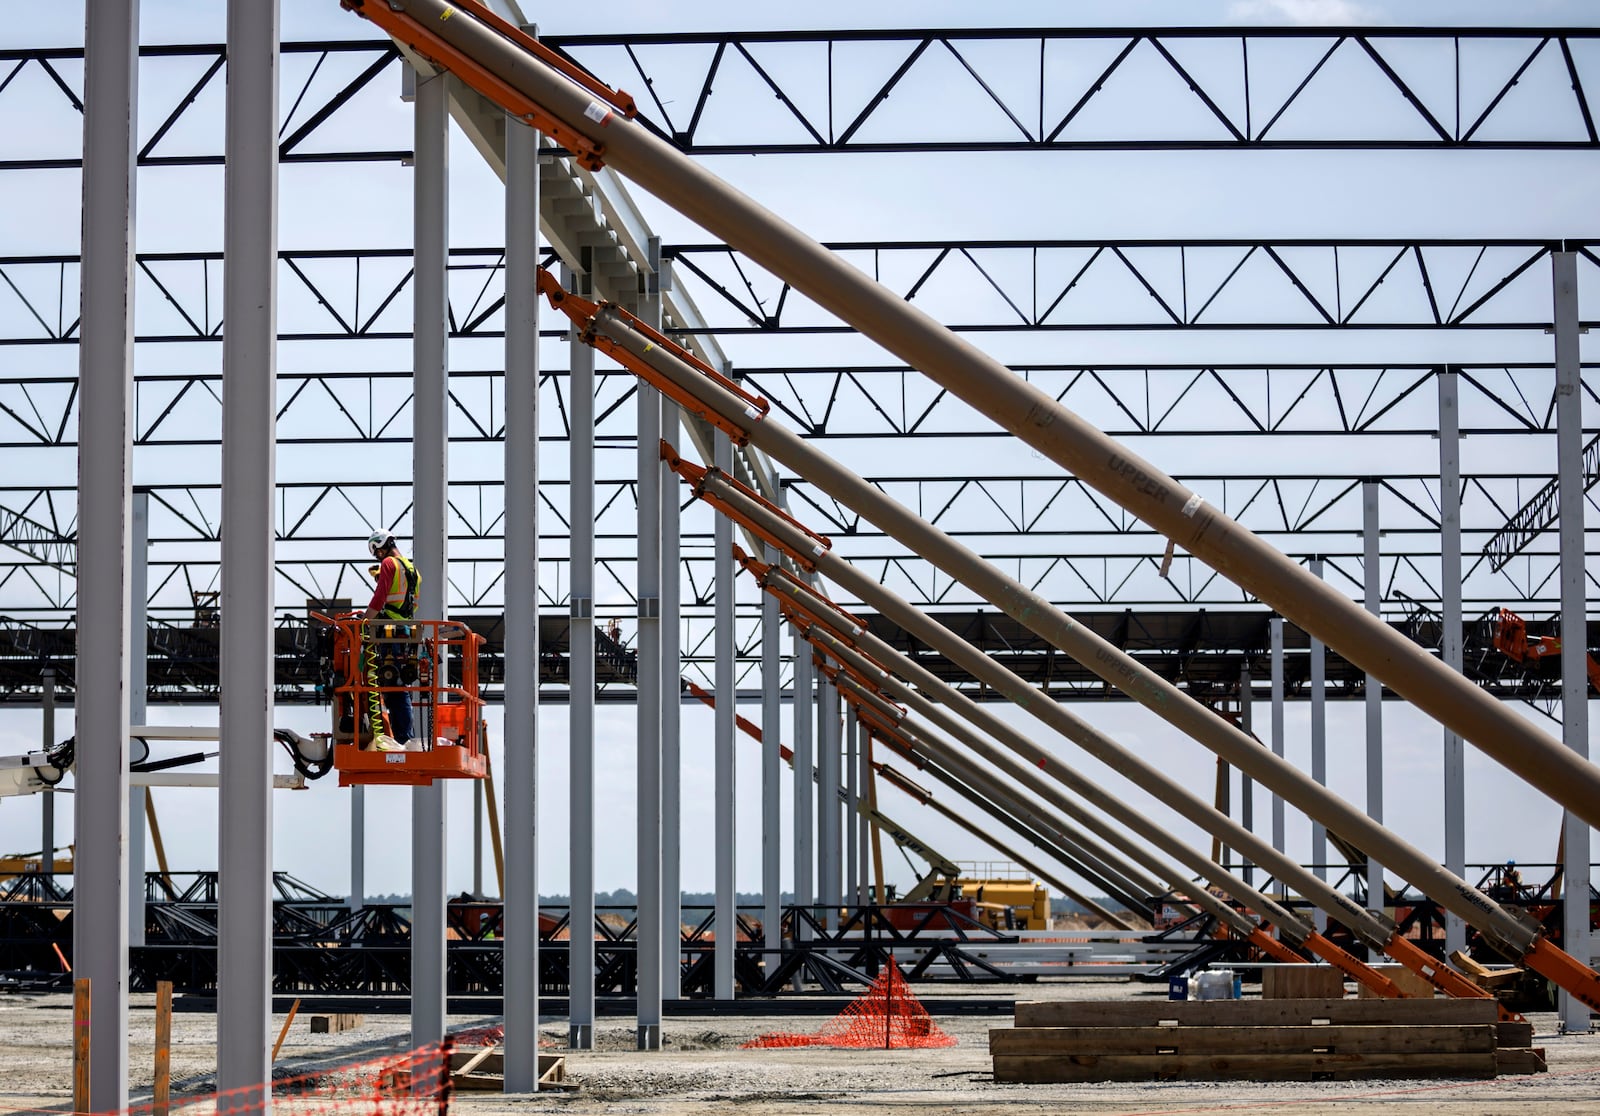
1,4,1597,1105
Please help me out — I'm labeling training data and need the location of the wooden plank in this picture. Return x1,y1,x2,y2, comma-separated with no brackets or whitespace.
153,981,172,1116
1357,965,1437,999
450,1049,504,1074
1262,965,1345,1000
990,1024,1495,1057
452,1045,498,1078
538,1053,568,1086
993,1050,1498,1083
1450,948,1523,991
1495,1021,1535,1049
271,998,301,1062
1494,1046,1547,1075
72,978,89,1116
1014,997,1499,1029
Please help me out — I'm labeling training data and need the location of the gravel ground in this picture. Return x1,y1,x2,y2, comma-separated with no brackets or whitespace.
2,979,1597,1115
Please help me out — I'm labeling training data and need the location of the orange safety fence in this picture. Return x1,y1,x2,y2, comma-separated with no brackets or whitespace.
743,958,957,1050
447,1023,557,1050
5,1042,451,1116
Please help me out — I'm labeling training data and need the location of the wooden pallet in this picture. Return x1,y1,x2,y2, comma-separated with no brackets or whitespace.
993,998,1545,1082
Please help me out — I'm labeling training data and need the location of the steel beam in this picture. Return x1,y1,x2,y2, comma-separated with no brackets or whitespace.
713,427,736,998
845,703,859,903
565,266,596,1050
217,0,278,1104
792,620,814,947
128,491,148,949
40,669,56,872
1309,557,1327,884
649,254,682,1005
410,62,450,1051
760,541,782,958
635,363,663,1051
1439,368,1467,956
350,786,365,910
1239,663,1253,885
1271,617,1286,866
75,1,138,1103
817,672,841,931
1363,481,1385,911
1553,250,1593,1034
502,106,541,1091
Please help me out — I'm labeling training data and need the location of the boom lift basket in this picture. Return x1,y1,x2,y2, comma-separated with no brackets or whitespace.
316,613,489,787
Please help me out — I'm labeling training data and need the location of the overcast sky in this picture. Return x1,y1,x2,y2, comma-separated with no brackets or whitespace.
0,0,1596,906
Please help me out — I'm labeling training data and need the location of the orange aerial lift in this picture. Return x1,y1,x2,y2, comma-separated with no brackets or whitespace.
315,611,489,787
1491,607,1600,692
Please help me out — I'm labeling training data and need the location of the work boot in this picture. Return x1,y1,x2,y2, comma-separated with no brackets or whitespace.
371,734,405,752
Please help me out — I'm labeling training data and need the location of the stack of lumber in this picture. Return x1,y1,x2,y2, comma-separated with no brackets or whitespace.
991,998,1546,1082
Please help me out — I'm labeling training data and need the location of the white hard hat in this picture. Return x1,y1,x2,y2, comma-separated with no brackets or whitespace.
367,530,396,558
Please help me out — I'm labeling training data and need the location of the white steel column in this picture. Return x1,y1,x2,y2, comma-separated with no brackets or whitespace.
1362,480,1386,911
635,315,664,1051
128,491,149,946
566,267,597,1050
818,673,841,930
760,542,782,959
75,1,138,1102
218,1,278,1103
350,786,365,909
40,669,56,871
844,702,858,902
713,429,736,998
1270,616,1285,865
502,110,541,1090
661,414,683,1001
1239,663,1253,885
651,253,681,1003
1309,557,1327,925
793,632,814,940
1553,250,1592,1033
410,64,450,1049
857,717,871,903
1438,367,1467,956
473,785,484,897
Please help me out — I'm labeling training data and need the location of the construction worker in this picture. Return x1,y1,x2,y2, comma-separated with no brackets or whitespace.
362,530,419,751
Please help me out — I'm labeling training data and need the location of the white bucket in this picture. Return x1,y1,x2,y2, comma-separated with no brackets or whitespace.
1193,969,1238,1000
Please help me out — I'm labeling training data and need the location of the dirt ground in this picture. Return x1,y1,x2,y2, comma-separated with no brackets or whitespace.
2,978,1598,1115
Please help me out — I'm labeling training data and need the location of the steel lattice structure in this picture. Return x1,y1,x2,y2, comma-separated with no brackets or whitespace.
1,24,1596,701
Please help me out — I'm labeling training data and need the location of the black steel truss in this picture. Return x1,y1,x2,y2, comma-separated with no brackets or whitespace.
548,28,1600,152
738,363,1600,441
3,467,1595,623
662,239,1600,334
0,42,407,171
1,874,1082,997
7,30,1599,176
0,363,1594,450
1,607,1590,708
2,242,1596,351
